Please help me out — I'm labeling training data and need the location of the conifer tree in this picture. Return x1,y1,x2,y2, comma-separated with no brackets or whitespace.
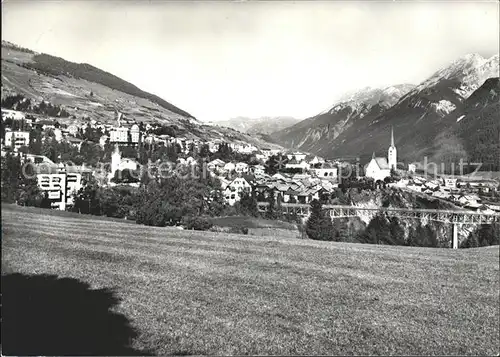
461,231,479,248
305,199,335,241
266,189,278,219
389,217,406,246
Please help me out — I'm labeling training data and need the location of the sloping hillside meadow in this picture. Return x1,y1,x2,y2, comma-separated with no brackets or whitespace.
1,43,283,149
2,204,499,355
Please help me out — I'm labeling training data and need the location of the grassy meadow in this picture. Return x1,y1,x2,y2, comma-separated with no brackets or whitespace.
2,204,499,355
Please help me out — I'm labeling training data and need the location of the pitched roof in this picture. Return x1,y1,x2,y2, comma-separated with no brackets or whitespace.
320,162,337,169
242,173,256,184
208,159,225,166
34,163,93,174
36,119,56,125
66,136,83,143
251,164,265,169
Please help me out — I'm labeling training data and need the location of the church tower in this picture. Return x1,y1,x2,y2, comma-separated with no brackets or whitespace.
387,126,397,170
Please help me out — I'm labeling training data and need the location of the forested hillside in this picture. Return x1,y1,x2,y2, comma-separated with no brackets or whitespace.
21,53,195,119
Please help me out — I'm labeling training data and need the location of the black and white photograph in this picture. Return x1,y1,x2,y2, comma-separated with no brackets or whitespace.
1,0,499,355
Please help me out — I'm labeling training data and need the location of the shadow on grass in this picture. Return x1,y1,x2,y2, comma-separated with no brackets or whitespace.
1,272,152,356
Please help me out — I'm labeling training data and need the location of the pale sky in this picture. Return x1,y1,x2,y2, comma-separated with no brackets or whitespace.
2,0,499,122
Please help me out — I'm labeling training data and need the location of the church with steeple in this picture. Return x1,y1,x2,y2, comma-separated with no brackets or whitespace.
364,127,397,182
107,144,139,183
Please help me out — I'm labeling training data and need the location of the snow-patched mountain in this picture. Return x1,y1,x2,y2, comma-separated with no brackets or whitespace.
336,84,415,109
275,53,499,166
398,53,500,117
215,116,300,135
431,77,500,167
274,84,415,156
415,53,499,99
379,84,417,108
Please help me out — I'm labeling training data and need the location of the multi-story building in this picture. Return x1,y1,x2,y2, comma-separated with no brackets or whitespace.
36,163,91,210
250,164,266,176
130,124,140,143
1,109,25,121
66,124,79,136
110,126,129,144
236,144,258,154
285,158,310,171
235,162,249,173
109,122,141,146
286,151,307,162
443,178,458,189
312,162,338,179
4,130,30,151
260,148,281,158
207,159,225,171
223,162,236,172
208,140,222,153
224,175,254,206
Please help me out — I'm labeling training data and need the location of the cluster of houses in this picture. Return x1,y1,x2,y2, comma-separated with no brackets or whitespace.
202,152,339,206
1,108,272,164
3,109,500,214
393,176,500,213
103,147,341,204
219,172,338,206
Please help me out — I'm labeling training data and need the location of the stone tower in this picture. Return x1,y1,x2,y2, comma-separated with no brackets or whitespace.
387,126,397,170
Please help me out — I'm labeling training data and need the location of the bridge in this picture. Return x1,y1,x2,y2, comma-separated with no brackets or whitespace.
257,202,500,249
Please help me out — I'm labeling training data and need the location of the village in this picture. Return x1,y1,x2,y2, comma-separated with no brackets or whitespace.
2,106,500,215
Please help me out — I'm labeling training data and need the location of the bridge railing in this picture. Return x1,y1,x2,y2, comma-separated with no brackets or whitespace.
256,202,500,224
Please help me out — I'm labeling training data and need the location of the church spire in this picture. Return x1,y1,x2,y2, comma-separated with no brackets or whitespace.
388,126,397,170
372,151,375,160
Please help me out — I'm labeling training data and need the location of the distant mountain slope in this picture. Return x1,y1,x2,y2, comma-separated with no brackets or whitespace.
274,84,415,159
334,53,499,164
1,40,36,54
1,41,195,125
275,53,499,166
215,116,301,135
433,77,500,169
1,41,282,150
3,45,195,119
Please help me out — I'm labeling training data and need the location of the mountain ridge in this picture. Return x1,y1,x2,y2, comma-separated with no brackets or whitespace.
273,52,499,167
215,116,301,135
274,83,416,156
1,41,283,150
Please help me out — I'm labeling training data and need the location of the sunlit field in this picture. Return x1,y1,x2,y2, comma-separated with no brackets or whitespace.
2,204,499,356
